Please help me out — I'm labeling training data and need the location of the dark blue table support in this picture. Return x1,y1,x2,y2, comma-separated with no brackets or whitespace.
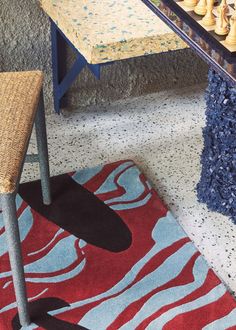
197,68,236,224
51,22,102,114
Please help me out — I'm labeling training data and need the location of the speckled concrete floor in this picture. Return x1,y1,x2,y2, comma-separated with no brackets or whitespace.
22,84,236,297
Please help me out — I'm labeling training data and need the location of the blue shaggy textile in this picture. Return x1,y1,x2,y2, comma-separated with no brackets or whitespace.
197,69,236,224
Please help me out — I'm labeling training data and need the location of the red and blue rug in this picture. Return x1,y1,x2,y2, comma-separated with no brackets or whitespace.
0,160,236,329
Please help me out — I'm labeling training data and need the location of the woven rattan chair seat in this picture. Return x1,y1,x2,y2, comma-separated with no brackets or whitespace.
0,71,43,194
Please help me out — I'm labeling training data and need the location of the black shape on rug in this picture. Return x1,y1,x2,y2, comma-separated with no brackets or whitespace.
12,298,89,330
19,174,132,252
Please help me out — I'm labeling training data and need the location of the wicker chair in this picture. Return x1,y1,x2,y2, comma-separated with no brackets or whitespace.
0,71,51,327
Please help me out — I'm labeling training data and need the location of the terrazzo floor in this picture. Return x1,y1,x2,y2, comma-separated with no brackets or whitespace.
22,83,236,297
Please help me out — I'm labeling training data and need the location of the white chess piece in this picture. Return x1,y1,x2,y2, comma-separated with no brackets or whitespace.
194,0,207,15
226,12,236,45
184,0,198,8
202,0,216,26
215,1,229,35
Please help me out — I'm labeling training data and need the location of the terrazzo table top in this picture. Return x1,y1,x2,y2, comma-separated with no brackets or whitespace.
40,0,187,64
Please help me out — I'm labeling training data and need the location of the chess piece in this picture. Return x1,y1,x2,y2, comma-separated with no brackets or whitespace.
215,0,229,35
184,0,198,8
226,12,236,45
217,0,229,14
202,0,216,26
194,0,207,15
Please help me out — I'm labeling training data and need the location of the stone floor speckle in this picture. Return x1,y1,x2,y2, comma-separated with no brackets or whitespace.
22,84,236,297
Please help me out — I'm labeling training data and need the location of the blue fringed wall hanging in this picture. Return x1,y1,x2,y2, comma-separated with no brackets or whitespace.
197,69,236,224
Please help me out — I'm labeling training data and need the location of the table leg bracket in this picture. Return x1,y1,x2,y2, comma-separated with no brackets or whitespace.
51,21,101,113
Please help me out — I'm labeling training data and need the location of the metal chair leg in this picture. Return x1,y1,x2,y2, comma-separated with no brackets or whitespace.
35,91,51,205
1,193,30,327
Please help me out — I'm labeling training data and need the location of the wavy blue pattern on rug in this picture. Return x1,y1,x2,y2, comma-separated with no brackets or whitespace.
202,308,236,329
79,242,196,329
24,236,78,273
46,212,187,319
72,164,104,185
0,207,33,258
104,166,145,203
147,284,226,329
120,256,209,329
110,193,152,210
95,161,134,194
25,259,86,284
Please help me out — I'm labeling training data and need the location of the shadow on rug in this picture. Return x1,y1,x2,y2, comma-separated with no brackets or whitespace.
0,160,235,329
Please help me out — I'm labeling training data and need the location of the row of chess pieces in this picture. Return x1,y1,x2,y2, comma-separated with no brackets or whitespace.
184,0,236,45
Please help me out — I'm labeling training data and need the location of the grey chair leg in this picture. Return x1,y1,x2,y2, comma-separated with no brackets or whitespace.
1,193,30,327
35,91,51,205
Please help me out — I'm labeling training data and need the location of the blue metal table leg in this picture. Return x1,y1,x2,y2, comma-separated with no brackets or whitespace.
197,68,236,223
51,22,68,113
50,21,102,113
51,21,61,114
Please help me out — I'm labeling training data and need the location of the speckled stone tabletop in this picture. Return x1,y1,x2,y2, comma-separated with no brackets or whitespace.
40,0,186,64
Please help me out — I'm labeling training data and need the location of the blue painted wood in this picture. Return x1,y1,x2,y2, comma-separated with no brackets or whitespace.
88,64,101,80
50,22,103,113
51,21,61,114
58,54,87,99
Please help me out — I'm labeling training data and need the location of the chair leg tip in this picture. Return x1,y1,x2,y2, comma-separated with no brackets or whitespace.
43,198,52,206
